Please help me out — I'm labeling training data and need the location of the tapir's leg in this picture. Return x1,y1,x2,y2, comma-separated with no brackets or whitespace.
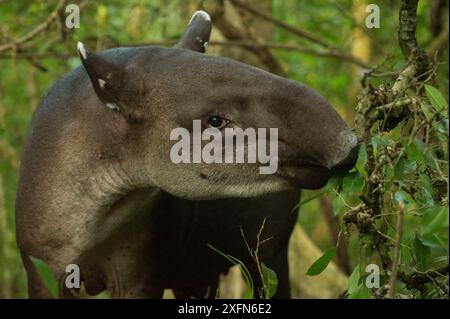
21,254,54,299
22,251,86,299
109,284,164,299
172,280,219,299
268,249,291,298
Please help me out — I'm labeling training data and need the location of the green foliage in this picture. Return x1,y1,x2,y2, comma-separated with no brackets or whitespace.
343,84,448,298
208,244,280,299
29,256,58,299
0,0,448,299
425,85,449,111
347,265,370,299
207,244,254,299
306,247,337,276
261,263,278,299
332,172,365,216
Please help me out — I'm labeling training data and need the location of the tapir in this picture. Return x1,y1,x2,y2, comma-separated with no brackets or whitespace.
15,11,358,298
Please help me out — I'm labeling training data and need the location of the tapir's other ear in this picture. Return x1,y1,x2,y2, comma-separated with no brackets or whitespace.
174,10,211,53
77,42,126,111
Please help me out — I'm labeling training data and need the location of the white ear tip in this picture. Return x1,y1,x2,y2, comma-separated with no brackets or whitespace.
189,10,211,25
77,41,87,60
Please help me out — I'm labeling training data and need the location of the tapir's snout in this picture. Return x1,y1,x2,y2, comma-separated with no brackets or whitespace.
326,129,359,171
272,81,361,190
330,138,360,173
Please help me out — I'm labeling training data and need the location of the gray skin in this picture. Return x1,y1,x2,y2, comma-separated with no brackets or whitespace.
15,11,358,298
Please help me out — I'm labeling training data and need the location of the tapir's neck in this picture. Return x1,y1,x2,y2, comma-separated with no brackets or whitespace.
87,163,131,205
73,159,156,207
66,161,159,249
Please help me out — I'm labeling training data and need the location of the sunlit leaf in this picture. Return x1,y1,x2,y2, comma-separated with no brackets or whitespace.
413,234,430,270
348,283,371,299
355,143,367,177
261,263,278,299
419,174,434,201
425,85,448,111
306,247,337,276
420,207,449,235
332,195,346,215
342,172,365,195
347,265,361,297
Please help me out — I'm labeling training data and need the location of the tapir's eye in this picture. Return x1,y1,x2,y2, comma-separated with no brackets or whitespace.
207,116,229,129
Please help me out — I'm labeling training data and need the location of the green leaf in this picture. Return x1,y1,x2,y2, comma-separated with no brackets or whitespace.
326,174,345,190
306,247,337,276
420,207,449,235
425,85,448,111
347,265,361,297
355,143,367,177
348,283,371,299
413,234,430,270
403,160,417,175
331,172,364,215
405,139,425,163
342,172,365,195
419,174,434,200
298,175,343,208
299,190,327,207
436,119,449,141
299,174,344,209
29,256,59,299
261,263,278,299
420,102,433,121
394,157,406,180
433,256,449,263
207,244,254,298
332,195,346,215
371,136,386,156
418,233,444,248
432,233,449,249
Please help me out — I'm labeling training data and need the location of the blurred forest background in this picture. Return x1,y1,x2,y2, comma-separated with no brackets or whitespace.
0,0,448,298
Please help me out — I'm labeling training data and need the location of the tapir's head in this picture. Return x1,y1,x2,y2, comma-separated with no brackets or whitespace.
77,11,358,200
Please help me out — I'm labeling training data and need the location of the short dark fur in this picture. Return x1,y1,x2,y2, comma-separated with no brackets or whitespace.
15,11,357,298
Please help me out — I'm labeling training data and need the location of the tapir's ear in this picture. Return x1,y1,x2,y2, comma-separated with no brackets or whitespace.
77,42,126,111
174,10,211,53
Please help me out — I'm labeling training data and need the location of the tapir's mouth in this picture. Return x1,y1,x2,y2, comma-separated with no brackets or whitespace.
277,159,331,189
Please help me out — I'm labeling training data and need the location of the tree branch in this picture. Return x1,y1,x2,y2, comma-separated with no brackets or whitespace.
393,0,432,95
228,0,370,68
0,0,68,54
389,201,405,298
349,0,442,296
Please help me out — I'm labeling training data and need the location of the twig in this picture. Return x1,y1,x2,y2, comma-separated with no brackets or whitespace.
124,40,368,68
329,0,383,54
0,0,67,53
209,4,286,76
389,201,405,298
240,218,273,298
230,0,333,49
228,0,369,68
320,196,350,274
